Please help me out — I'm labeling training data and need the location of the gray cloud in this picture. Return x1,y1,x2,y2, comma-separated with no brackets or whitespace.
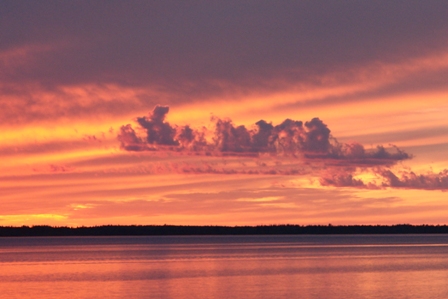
118,105,411,167
115,106,448,192
320,167,448,191
379,169,448,190
136,106,177,146
117,124,148,152
2,1,448,129
2,1,448,94
320,172,371,189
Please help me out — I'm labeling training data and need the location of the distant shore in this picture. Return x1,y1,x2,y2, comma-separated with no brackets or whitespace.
1,224,448,237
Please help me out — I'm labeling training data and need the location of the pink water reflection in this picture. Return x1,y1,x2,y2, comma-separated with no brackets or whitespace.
1,235,448,299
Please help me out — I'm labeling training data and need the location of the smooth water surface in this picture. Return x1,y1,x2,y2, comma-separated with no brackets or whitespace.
1,234,448,299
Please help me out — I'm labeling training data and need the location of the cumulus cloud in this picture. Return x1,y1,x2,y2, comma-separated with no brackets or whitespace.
320,171,370,189
115,105,448,192
176,125,208,151
117,124,149,151
212,117,252,153
118,105,410,165
136,106,178,146
379,169,448,190
329,143,411,165
320,168,448,191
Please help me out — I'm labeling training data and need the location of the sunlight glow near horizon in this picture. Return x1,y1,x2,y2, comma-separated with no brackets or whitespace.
1,86,447,226
1,1,448,227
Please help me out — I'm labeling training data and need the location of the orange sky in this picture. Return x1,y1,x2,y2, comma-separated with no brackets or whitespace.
1,2,447,226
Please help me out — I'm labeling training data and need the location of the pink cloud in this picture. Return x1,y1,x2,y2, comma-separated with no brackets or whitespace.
118,105,411,167
320,167,448,191
379,169,448,191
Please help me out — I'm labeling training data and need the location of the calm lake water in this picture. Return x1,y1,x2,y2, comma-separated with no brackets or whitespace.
1,234,448,299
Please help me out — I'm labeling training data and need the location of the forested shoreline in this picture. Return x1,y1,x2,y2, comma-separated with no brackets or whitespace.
1,224,448,237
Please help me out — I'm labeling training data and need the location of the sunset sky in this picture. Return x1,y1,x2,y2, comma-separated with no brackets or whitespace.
1,1,447,227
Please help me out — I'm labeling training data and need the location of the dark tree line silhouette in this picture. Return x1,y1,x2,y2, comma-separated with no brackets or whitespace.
1,224,448,237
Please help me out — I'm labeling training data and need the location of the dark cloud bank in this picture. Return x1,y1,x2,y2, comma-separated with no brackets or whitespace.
118,106,447,191
2,1,448,94
2,1,448,127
